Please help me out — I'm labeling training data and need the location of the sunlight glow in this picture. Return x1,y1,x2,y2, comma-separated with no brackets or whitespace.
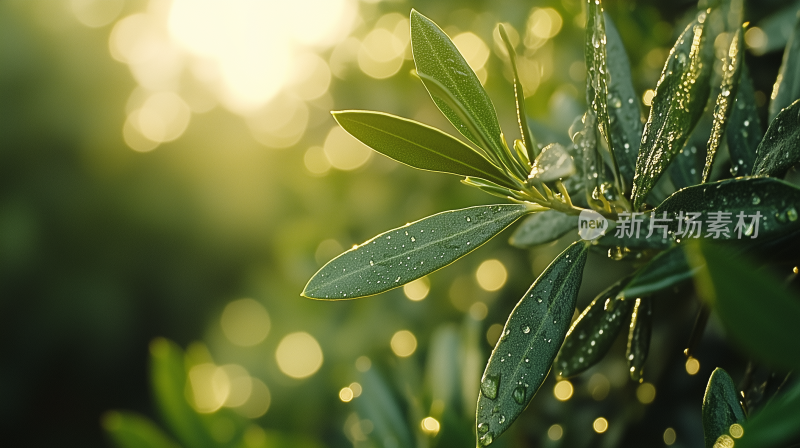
554,380,574,401
593,417,608,434
323,126,372,171
276,332,324,379
221,298,271,347
71,0,123,28
403,277,430,301
390,330,417,357
421,416,440,435
476,259,508,291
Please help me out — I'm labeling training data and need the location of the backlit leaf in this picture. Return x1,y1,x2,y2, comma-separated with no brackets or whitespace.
476,242,589,446
498,24,537,161
727,67,762,176
768,13,800,123
103,412,180,448
737,380,800,448
332,110,516,189
626,297,652,381
752,99,800,178
631,10,714,209
509,210,578,248
702,368,746,448
302,205,532,299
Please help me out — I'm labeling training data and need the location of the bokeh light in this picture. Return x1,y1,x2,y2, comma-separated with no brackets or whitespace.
588,373,610,400
730,423,744,438
390,330,417,357
476,259,508,291
636,382,657,404
323,126,372,171
548,424,563,441
593,417,608,434
554,380,574,401
685,357,700,375
220,298,271,347
664,427,677,445
71,0,124,28
403,277,430,301
275,332,324,379
420,416,440,435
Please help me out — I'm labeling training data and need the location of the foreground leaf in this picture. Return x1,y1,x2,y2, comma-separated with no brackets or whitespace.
737,380,800,448
727,67,762,176
626,297,652,381
509,210,578,248
617,245,695,299
303,205,531,299
631,10,714,209
703,26,744,182
410,10,505,157
605,14,643,192
702,368,746,448
499,24,537,160
752,99,800,178
476,241,589,446
103,412,180,448
332,111,515,189
768,13,800,123
149,338,215,448
554,278,634,378
687,242,800,371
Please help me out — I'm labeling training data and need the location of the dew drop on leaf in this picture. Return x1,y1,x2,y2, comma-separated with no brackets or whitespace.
481,374,500,400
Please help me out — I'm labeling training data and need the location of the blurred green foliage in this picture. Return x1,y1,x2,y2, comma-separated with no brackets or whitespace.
1,0,799,447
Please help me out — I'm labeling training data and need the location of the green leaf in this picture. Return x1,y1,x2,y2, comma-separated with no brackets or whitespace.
553,278,634,378
410,10,505,158
631,10,714,209
498,24,538,161
757,3,800,55
604,14,643,192
703,26,744,182
668,112,709,190
626,297,652,381
702,368,746,448
727,67,762,176
461,177,534,203
508,210,578,248
617,245,696,300
737,380,800,448
355,369,415,448
752,99,800,177
768,13,800,123
475,241,589,446
332,110,516,189
103,412,181,448
303,204,532,299
149,338,215,448
686,241,800,371
656,177,800,243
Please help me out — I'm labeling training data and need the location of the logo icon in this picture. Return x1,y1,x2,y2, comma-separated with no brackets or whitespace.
579,209,608,241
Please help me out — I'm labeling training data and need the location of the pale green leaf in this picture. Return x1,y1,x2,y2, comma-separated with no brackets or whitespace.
103,412,180,448
476,241,589,446
499,24,537,160
303,205,532,299
508,210,578,248
332,110,516,189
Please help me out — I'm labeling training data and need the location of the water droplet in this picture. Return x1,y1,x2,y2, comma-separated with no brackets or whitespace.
744,120,750,127
410,237,416,242
466,216,471,222
479,432,494,446
481,374,500,400
788,207,798,222
498,415,506,424
521,325,531,334
478,423,489,434
370,260,374,266
512,385,527,404
752,196,761,205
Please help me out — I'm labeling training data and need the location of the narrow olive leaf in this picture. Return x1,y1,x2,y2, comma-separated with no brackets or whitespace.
631,10,714,209
303,205,532,299
604,13,643,192
686,241,800,371
509,210,579,248
737,379,800,448
149,338,216,448
668,112,710,189
752,99,800,178
499,24,537,160
461,177,532,202
727,67,762,176
553,278,634,378
476,241,589,447
655,177,800,243
332,111,516,189
617,245,696,299
768,12,800,123
703,26,744,182
626,297,652,381
103,412,181,448
585,0,623,196
702,368,746,448
410,10,505,156
417,72,528,180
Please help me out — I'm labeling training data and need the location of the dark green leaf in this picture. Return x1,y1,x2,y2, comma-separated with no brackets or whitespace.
149,338,215,448
768,13,800,123
617,245,695,299
703,26,744,182
302,205,532,299
410,10,505,157
668,112,710,190
605,14,643,193
476,241,589,446
498,24,537,160
752,99,800,177
626,297,652,381
332,110,516,189
656,177,800,245
687,242,800,371
631,10,714,209
727,67,762,176
702,368,746,448
509,210,578,248
553,278,634,378
737,380,800,448
103,412,180,448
